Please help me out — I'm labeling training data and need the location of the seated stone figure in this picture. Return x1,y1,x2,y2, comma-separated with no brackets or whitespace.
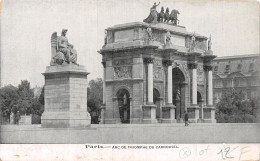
50,29,78,65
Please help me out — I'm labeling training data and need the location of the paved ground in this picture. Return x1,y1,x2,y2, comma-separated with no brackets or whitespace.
1,123,259,144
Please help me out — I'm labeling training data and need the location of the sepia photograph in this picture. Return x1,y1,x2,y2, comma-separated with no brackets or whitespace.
0,0,259,160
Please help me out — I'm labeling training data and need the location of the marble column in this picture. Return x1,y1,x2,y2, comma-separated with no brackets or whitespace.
188,62,199,122
100,61,106,124
208,69,213,106
161,60,176,123
189,63,198,105
142,58,157,123
167,61,173,104
203,65,216,123
147,58,154,104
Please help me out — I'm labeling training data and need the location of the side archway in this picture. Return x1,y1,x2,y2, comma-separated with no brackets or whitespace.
116,88,130,123
153,88,161,119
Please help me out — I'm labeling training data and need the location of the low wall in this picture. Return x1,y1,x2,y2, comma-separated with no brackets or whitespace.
19,115,32,125
1,123,259,144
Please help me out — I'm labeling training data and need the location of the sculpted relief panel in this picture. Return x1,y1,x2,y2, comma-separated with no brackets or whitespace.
114,59,133,79
153,59,163,80
197,64,204,84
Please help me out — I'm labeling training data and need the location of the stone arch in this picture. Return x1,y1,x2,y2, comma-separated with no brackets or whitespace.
172,67,186,120
174,64,189,83
116,88,131,123
213,74,221,79
114,85,132,98
227,72,245,78
153,88,161,119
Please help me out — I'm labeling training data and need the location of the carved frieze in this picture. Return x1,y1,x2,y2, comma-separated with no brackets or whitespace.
188,63,198,69
114,66,132,79
144,58,154,64
203,65,213,71
113,59,132,79
163,60,172,67
113,59,132,66
197,64,204,84
153,67,162,79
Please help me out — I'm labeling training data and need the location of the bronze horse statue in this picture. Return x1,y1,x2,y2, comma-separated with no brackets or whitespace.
157,7,164,22
169,9,180,25
163,7,170,23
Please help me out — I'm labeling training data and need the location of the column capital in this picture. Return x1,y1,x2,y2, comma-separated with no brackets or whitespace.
144,58,154,64
101,61,106,68
188,62,198,69
203,65,213,71
163,60,173,67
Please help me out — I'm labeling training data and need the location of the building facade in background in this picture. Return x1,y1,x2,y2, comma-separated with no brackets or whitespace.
212,54,260,104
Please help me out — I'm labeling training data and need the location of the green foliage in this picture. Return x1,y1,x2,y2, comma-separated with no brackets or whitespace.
216,89,258,123
87,78,103,124
87,78,103,112
0,80,45,124
17,80,34,115
0,85,18,122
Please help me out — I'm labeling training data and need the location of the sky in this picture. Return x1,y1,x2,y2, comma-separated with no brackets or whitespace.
0,0,259,87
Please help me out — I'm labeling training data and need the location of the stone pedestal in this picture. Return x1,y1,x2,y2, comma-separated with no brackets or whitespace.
20,115,32,125
161,105,176,123
99,105,105,124
188,105,200,123
41,64,91,128
142,104,157,124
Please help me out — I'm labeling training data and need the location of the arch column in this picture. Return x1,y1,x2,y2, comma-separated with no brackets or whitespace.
142,58,157,124
204,65,216,123
161,60,176,123
100,61,106,124
188,63,200,122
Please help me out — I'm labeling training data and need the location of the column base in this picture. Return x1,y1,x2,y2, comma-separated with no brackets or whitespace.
188,105,200,123
161,104,176,123
103,118,117,124
142,105,157,124
142,119,158,124
99,104,106,124
130,118,142,124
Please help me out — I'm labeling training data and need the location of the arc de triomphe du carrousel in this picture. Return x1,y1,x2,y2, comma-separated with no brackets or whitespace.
98,3,217,124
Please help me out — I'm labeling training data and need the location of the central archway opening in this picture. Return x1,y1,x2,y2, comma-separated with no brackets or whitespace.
172,67,185,121
117,89,130,123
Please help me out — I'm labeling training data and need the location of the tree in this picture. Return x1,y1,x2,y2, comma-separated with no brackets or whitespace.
216,89,257,123
17,80,34,115
0,85,18,123
87,78,103,123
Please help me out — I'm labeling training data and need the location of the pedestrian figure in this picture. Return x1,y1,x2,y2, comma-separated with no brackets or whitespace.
184,111,189,126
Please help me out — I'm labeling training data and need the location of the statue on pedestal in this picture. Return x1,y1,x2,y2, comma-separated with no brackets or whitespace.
208,35,212,50
146,27,153,41
164,31,173,48
176,89,181,101
189,32,196,52
50,29,78,65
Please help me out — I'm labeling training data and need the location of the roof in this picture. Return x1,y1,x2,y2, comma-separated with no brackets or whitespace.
106,21,207,39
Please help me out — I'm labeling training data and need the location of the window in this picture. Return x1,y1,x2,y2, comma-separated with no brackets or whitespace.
249,63,254,72
237,64,242,72
214,66,218,72
225,65,230,74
